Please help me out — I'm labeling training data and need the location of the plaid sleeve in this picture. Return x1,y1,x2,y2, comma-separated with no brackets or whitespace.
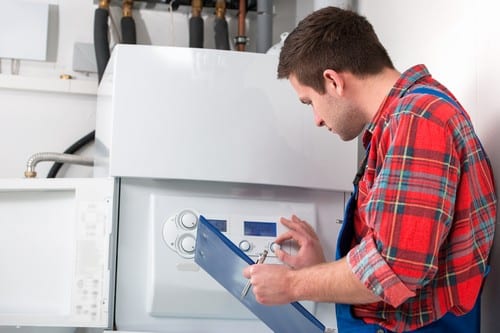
347,101,460,307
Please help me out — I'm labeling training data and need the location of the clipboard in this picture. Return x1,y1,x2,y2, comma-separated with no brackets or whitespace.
194,215,326,333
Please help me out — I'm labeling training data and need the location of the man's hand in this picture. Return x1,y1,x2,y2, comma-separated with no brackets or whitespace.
242,263,295,305
274,215,326,269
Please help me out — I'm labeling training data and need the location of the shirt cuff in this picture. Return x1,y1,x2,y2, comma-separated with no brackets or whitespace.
347,235,415,307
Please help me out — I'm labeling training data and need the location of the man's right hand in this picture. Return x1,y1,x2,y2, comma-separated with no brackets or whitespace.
274,215,326,269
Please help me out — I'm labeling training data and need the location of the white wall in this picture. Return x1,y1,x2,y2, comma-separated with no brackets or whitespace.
0,0,297,179
358,1,500,332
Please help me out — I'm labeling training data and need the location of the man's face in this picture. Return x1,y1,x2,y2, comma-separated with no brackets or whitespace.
289,74,364,141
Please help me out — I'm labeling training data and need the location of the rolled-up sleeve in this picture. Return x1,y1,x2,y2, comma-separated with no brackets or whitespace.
347,236,415,307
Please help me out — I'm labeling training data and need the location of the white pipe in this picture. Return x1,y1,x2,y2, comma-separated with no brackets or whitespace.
256,0,273,53
314,0,353,10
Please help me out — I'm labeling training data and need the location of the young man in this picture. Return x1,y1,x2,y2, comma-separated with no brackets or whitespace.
243,6,497,333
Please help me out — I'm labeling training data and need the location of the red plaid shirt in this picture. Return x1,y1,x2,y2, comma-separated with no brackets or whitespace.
346,65,497,332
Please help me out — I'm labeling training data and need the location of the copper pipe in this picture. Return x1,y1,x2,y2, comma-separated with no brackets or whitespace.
237,0,247,51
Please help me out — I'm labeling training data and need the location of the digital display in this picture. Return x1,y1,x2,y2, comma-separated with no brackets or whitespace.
207,219,227,232
244,221,277,237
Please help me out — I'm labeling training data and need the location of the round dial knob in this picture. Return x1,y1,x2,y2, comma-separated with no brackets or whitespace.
239,240,251,252
270,242,280,253
179,235,196,254
178,210,198,229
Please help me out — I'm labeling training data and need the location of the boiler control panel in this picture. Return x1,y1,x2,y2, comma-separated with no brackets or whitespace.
163,209,297,262
150,194,317,319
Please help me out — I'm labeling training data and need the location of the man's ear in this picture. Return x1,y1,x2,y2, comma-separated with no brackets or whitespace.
323,69,344,96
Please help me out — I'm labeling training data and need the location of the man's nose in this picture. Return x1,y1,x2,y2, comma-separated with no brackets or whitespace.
314,114,324,127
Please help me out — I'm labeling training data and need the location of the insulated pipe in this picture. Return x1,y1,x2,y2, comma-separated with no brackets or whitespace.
121,0,137,44
214,0,230,50
94,0,111,83
235,0,247,51
25,153,94,178
189,0,204,48
256,0,272,53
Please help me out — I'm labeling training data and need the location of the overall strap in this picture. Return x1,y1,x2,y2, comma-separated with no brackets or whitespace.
411,87,461,109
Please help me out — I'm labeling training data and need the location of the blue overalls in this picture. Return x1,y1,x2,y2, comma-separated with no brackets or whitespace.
334,88,485,333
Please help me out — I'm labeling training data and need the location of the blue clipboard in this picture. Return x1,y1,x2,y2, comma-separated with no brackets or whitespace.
194,215,326,333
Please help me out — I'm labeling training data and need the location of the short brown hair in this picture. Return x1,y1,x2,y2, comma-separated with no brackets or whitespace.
278,6,394,93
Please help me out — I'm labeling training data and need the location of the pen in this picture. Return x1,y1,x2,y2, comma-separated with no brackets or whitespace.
240,249,268,299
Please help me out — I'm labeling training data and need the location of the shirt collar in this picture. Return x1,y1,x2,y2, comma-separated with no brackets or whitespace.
362,64,431,147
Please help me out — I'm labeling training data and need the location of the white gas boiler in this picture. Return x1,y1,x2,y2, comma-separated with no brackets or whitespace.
0,45,358,333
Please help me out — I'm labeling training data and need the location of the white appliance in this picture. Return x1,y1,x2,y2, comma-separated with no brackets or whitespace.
97,45,357,333
0,45,357,333
0,178,117,329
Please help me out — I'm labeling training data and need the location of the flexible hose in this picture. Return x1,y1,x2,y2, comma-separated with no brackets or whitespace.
47,131,96,178
26,152,94,178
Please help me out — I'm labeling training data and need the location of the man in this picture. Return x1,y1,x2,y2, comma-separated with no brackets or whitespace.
243,6,496,333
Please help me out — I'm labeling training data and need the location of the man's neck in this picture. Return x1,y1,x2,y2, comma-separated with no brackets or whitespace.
348,68,401,123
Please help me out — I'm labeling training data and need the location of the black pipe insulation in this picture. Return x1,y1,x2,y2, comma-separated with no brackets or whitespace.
121,0,137,44
214,18,230,50
189,0,204,48
121,16,137,44
214,0,229,50
94,7,111,83
189,16,204,48
47,131,96,178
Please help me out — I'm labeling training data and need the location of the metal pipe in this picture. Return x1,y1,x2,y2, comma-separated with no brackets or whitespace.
256,0,272,53
235,0,247,51
25,152,94,178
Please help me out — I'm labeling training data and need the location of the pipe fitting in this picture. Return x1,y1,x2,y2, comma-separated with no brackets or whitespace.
215,0,226,19
24,152,94,178
191,0,203,17
122,0,134,18
98,0,111,10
